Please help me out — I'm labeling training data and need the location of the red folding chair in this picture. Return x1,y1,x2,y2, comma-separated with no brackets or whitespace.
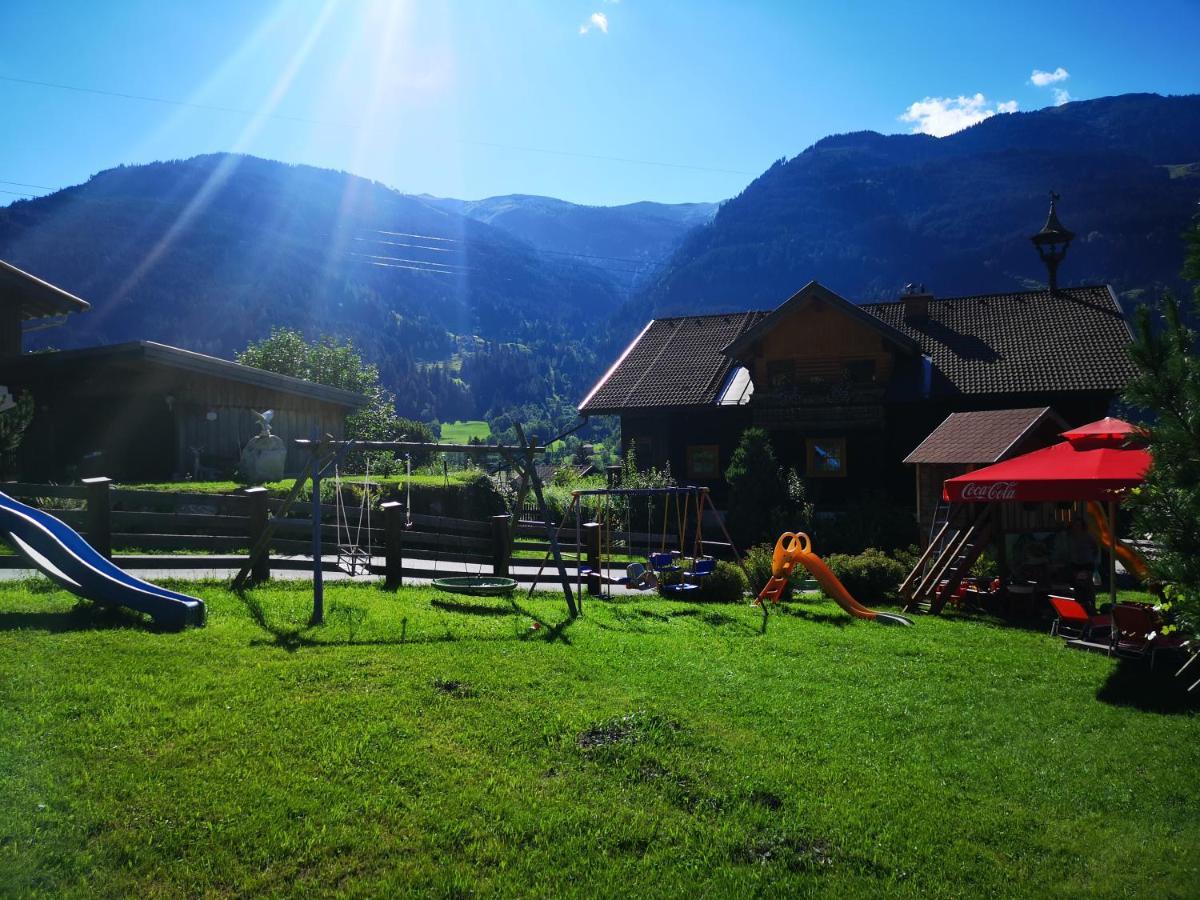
1048,595,1110,640
1111,603,1190,669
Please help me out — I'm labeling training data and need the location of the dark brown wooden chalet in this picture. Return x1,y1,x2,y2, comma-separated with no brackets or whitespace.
0,259,366,481
0,341,366,481
578,280,1136,509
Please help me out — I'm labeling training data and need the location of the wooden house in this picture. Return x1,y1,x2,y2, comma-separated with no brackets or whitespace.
578,280,1136,515
0,260,365,481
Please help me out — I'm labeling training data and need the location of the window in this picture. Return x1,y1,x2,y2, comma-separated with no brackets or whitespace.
806,438,847,477
686,444,720,479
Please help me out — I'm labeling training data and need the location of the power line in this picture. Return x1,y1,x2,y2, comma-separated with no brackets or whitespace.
0,74,757,177
361,234,650,272
377,230,460,242
0,75,318,124
350,251,474,271
0,179,58,191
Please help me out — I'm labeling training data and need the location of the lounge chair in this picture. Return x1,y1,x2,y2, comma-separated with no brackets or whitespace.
1111,603,1190,669
1048,595,1110,640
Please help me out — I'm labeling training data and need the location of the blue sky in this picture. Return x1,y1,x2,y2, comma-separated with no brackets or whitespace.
1,0,1198,206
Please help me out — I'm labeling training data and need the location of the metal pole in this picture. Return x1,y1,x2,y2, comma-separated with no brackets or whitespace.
311,455,324,626
1108,499,1118,612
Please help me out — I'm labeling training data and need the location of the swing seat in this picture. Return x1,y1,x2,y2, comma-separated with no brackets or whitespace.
336,546,372,577
649,552,680,574
432,577,518,597
685,558,716,581
662,582,699,597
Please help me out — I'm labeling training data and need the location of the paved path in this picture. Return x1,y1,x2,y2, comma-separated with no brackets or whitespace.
0,555,653,597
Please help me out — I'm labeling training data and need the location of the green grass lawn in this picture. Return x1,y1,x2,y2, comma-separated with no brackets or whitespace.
439,420,491,444
1,581,1197,897
127,471,479,496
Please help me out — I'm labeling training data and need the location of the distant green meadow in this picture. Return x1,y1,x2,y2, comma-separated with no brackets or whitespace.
439,420,491,444
1,580,1197,896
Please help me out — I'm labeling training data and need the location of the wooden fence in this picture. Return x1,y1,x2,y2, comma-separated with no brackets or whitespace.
1,480,734,587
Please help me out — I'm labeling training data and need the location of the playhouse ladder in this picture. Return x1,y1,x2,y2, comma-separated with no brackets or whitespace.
929,509,993,614
903,504,992,614
901,503,968,608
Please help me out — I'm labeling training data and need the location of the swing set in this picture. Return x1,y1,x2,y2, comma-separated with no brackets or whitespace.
232,423,580,624
529,485,741,599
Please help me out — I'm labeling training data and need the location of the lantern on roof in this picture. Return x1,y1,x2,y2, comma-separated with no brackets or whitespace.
1030,191,1075,294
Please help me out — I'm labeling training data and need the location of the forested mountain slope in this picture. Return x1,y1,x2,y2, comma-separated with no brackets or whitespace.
635,94,1200,321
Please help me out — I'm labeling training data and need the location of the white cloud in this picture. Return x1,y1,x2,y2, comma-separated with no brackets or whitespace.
579,12,608,34
899,93,1018,137
1030,67,1070,86
1052,87,1071,106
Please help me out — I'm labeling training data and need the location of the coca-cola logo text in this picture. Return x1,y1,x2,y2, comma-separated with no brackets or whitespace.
959,481,1018,501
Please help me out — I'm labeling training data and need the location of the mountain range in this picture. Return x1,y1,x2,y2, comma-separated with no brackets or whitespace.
638,93,1200,320
419,193,716,293
1,92,1197,431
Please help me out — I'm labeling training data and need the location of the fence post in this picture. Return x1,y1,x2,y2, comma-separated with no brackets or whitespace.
244,487,270,583
81,476,112,560
381,501,405,589
583,521,602,596
491,514,511,578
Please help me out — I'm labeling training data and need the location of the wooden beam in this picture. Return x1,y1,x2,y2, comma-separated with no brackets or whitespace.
293,439,541,455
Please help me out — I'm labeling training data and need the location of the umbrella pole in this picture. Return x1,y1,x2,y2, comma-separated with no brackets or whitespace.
1108,501,1118,619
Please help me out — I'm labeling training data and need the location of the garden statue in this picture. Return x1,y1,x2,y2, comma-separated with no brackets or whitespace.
239,410,287,483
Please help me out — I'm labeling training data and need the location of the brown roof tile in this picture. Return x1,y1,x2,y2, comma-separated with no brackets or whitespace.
579,283,1137,414
903,407,1065,465
865,286,1136,395
579,311,766,413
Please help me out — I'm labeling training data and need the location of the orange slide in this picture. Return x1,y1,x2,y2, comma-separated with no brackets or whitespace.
1084,501,1151,582
755,532,912,626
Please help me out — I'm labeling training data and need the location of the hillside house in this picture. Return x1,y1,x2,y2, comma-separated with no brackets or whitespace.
0,260,365,481
579,278,1135,514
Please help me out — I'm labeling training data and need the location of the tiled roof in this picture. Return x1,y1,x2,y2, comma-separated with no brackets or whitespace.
580,283,1137,414
865,286,1136,395
903,407,1065,465
579,311,766,413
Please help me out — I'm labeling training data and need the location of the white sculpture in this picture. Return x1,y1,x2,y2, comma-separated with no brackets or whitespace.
239,409,287,482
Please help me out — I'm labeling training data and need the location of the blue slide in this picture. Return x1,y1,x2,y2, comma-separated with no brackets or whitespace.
0,490,204,628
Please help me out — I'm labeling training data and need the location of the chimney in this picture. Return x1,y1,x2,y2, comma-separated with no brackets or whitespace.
902,283,932,323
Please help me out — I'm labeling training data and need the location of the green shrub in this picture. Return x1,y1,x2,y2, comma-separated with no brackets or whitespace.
825,548,907,603
892,544,922,575
656,560,747,604
692,561,749,603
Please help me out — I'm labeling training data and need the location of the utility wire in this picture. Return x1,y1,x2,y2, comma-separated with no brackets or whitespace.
0,74,756,176
0,179,58,191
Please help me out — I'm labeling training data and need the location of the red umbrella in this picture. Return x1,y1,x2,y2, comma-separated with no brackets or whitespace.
942,418,1149,503
942,417,1152,615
